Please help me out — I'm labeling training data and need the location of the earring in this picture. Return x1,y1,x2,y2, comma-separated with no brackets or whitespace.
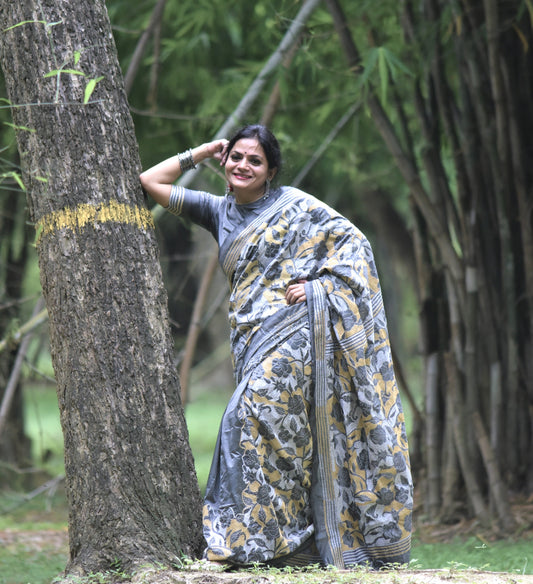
265,178,271,195
225,183,233,196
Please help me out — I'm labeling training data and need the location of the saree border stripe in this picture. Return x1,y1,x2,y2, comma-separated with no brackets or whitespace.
343,534,411,566
222,188,297,279
311,279,344,568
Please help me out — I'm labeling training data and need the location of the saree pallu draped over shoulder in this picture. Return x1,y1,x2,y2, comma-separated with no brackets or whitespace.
198,187,413,568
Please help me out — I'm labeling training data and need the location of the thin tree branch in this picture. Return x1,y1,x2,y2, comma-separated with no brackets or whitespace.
292,102,360,188
260,31,304,126
0,297,46,438
123,0,168,95
0,301,48,354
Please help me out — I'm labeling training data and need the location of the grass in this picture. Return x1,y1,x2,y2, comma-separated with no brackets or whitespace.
410,535,532,576
0,487,68,584
0,385,531,584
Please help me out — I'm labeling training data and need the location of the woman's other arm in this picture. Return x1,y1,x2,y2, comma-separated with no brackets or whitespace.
139,139,228,207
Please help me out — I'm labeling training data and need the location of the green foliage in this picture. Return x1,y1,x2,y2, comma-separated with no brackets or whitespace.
23,385,64,477
83,76,105,104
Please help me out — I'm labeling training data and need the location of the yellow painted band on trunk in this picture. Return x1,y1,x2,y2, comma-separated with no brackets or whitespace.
36,200,155,244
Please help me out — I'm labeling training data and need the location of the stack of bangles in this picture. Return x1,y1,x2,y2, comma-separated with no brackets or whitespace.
177,148,197,172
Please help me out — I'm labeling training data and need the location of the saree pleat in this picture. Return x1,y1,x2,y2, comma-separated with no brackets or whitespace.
196,187,412,568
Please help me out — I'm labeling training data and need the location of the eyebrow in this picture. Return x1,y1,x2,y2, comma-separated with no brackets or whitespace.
231,149,264,161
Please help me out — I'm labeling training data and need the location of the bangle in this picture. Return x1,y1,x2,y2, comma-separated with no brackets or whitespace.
177,148,197,172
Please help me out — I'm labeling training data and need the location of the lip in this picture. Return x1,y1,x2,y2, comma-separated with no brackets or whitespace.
233,173,252,180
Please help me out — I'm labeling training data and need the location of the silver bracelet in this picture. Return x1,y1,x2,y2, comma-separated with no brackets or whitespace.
177,148,197,172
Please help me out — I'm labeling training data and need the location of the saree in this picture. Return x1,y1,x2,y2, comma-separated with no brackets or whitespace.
168,185,413,568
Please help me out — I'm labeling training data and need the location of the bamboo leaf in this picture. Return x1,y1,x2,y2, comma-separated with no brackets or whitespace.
0,171,26,191
12,173,25,191
512,23,529,53
44,68,86,78
2,19,46,32
378,47,389,104
359,47,379,87
3,122,35,133
383,48,414,78
74,51,82,65
84,76,105,104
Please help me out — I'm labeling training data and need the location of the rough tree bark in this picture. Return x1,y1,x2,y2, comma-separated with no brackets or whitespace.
0,0,203,576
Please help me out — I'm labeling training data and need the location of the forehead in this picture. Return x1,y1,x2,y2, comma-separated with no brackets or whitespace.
231,138,265,157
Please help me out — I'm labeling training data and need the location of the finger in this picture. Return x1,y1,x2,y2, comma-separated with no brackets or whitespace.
285,284,306,304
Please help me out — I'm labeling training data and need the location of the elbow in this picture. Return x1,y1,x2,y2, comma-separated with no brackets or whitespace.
139,172,155,197
139,172,149,190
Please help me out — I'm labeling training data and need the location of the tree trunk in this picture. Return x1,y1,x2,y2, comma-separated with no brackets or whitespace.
0,0,203,575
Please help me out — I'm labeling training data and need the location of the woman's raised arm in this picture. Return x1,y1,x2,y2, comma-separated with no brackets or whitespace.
139,139,228,207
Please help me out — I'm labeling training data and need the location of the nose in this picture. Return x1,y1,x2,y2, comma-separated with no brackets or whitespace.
236,157,249,171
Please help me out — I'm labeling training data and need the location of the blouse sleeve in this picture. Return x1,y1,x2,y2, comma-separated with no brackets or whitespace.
167,184,223,238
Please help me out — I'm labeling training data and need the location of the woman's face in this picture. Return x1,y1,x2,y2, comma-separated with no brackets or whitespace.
225,138,274,203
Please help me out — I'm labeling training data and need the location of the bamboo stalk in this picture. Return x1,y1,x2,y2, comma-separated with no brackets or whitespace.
445,352,489,526
472,410,515,532
464,266,481,472
441,389,460,520
489,361,502,465
123,0,168,94
260,32,303,127
292,102,361,188
324,0,465,294
179,250,220,404
425,352,441,519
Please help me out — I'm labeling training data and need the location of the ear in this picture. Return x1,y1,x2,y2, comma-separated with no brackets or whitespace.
268,168,277,181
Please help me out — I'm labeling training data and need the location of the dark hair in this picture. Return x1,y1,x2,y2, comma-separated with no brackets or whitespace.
225,124,282,174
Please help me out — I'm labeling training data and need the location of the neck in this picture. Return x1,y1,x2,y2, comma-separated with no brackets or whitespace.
234,185,268,205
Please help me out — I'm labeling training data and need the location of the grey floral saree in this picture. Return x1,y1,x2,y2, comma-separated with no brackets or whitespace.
167,185,413,568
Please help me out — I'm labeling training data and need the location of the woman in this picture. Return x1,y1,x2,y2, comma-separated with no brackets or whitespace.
140,124,413,569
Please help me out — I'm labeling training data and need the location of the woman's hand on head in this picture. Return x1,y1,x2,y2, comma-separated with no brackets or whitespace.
203,139,229,164
285,280,308,305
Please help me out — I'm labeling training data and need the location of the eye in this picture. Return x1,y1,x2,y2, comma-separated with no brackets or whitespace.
249,158,262,166
230,153,242,161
